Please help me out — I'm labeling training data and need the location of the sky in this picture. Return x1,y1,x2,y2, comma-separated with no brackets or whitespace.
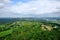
0,0,60,18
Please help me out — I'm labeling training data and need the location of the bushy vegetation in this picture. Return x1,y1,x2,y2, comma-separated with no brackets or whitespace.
0,21,60,40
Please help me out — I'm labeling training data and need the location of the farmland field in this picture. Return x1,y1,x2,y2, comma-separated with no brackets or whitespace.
0,18,60,40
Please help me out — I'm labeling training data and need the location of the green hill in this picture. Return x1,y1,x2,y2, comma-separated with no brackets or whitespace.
0,21,60,40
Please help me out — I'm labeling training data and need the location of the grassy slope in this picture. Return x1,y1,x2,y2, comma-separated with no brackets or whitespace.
0,29,12,37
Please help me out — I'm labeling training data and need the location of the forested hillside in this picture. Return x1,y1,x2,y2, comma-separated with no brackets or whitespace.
0,21,60,40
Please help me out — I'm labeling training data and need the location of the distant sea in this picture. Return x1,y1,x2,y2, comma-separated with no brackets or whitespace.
0,18,20,24
0,17,60,24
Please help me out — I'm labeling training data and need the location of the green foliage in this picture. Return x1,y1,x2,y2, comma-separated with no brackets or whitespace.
0,29,12,37
0,21,60,40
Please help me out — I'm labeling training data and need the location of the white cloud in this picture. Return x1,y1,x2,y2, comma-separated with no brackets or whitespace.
0,0,12,8
5,0,60,13
0,0,60,17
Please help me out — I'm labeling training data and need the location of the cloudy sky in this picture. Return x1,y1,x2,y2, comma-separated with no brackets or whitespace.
0,0,60,18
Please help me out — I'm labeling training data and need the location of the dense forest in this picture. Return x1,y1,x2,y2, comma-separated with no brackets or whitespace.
0,20,60,40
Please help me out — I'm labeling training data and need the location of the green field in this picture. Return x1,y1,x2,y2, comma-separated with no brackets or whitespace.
0,21,60,40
